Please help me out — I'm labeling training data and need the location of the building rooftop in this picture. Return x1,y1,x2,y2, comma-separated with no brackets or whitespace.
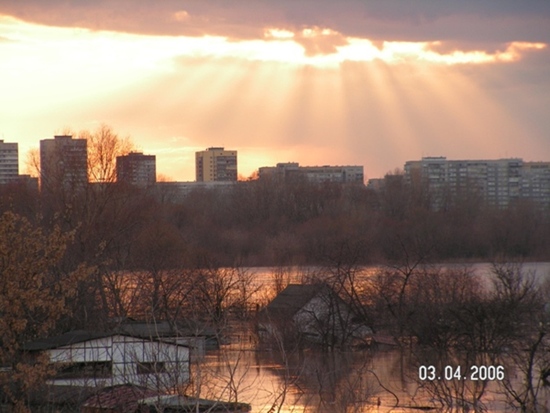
22,330,113,351
22,324,198,352
263,284,328,317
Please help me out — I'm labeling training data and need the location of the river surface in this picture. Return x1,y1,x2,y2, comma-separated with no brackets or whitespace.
196,262,550,412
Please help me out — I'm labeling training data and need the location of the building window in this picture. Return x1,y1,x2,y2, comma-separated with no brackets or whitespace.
137,361,166,375
55,361,112,378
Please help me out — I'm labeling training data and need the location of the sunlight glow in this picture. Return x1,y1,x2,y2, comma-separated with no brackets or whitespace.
339,39,548,65
1,14,547,181
301,27,339,37
264,28,295,39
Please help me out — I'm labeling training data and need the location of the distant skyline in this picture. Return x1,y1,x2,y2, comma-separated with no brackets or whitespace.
1,1,549,181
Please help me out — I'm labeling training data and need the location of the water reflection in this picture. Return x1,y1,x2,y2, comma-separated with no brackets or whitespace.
194,345,439,412
196,344,550,412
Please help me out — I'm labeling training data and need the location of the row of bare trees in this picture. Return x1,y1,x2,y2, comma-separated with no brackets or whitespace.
305,247,550,411
2,168,547,268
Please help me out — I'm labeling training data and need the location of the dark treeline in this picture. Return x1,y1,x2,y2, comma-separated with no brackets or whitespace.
1,172,549,271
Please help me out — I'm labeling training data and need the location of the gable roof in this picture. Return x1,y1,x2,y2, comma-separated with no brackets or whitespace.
22,330,113,351
263,284,329,317
22,329,190,352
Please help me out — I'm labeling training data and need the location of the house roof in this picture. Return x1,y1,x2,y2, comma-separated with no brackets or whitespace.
263,284,329,317
22,330,113,351
22,328,191,352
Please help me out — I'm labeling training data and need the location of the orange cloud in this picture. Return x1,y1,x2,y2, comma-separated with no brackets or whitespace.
295,27,349,57
172,10,190,22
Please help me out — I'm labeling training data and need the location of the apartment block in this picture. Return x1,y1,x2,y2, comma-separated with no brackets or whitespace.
195,147,237,182
404,157,550,209
0,140,19,184
116,152,156,186
259,162,364,184
40,135,87,190
521,162,550,205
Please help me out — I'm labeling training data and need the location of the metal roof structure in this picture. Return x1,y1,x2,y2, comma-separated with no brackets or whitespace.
22,328,191,352
22,330,113,351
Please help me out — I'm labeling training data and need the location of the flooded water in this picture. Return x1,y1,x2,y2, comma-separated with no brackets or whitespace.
197,344,550,412
115,262,550,412
194,262,550,412
195,346,394,413
196,346,542,412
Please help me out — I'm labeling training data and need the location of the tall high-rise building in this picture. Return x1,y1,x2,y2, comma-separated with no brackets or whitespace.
0,140,19,184
40,135,87,190
116,152,156,186
195,147,237,182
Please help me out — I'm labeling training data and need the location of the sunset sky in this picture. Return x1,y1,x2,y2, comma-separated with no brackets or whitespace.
1,1,549,181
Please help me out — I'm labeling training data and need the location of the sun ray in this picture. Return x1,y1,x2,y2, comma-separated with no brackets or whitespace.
1,13,547,180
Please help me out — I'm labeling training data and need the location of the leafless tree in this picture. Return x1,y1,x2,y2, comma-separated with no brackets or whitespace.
491,262,550,412
80,123,135,183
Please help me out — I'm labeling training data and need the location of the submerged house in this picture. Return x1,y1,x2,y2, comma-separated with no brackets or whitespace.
23,330,190,391
258,284,371,349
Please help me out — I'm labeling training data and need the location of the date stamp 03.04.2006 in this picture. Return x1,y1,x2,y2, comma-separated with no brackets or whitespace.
418,365,505,381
